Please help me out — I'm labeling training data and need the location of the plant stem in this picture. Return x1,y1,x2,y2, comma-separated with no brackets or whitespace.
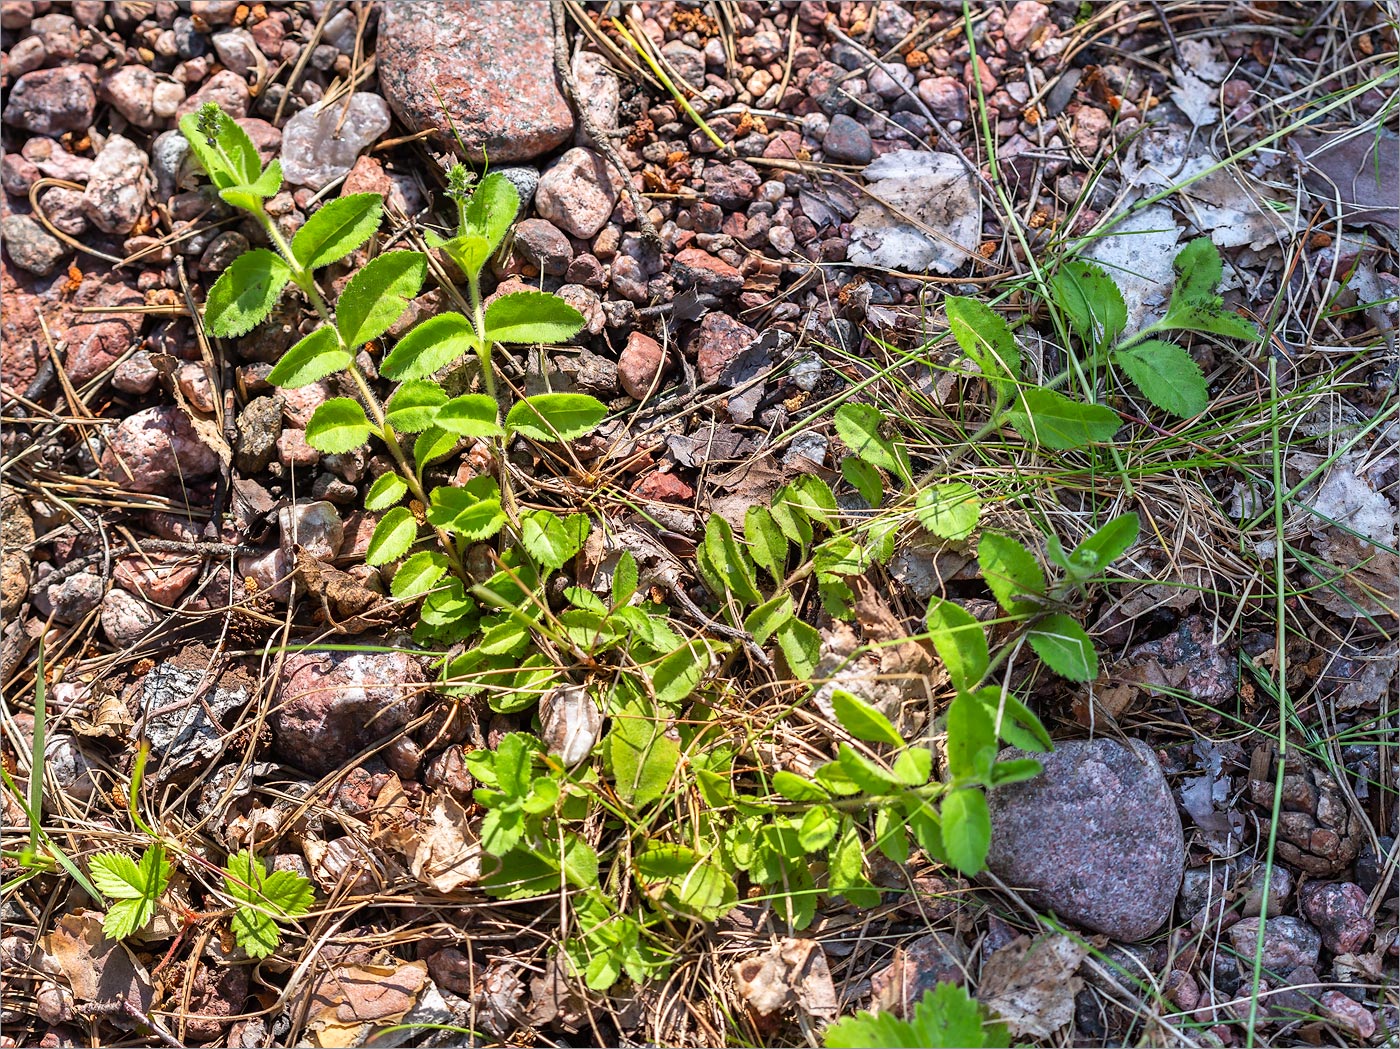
258,209,466,578
466,273,519,520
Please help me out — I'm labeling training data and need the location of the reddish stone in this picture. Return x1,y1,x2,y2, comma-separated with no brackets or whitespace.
632,470,694,503
618,330,668,399
114,553,199,605
64,277,144,384
378,0,573,162
100,405,221,493
689,312,757,384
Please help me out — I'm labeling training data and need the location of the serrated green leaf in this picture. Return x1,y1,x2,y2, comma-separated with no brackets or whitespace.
1067,513,1138,576
787,474,839,529
305,397,372,454
840,456,884,506
925,597,988,693
1113,339,1209,417
218,157,282,210
88,852,146,899
505,392,606,442
874,805,910,864
267,326,350,388
434,232,492,282
336,251,427,348
834,402,905,478
461,172,520,258
413,426,460,469
1007,386,1120,449
179,105,260,190
1051,259,1127,349
825,981,1008,1049
484,291,585,345
1027,612,1098,681
223,848,313,960
941,787,991,874
384,380,447,432
1161,238,1258,342
204,249,290,337
292,193,382,270
945,296,1021,407
835,743,901,794
914,482,981,541
519,509,589,570
831,689,904,746
366,506,417,566
437,393,503,437
364,472,407,511
977,532,1046,615
391,550,449,600
744,505,788,581
381,312,481,381
635,843,736,921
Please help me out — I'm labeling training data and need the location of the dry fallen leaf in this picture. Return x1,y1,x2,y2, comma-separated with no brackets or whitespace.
732,938,839,1021
36,912,154,1029
976,933,1085,1039
304,959,429,1048
409,791,483,893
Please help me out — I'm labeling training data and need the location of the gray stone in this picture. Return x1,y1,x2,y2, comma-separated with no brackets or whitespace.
822,114,873,164
513,218,572,276
985,738,1185,941
280,92,391,190
496,166,539,210
235,395,283,475
140,648,254,773
0,215,64,275
100,587,159,648
1227,916,1321,975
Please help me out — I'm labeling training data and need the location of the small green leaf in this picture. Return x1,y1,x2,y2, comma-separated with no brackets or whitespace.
775,618,820,680
972,686,1052,753
363,472,407,511
336,251,427,348
1027,612,1098,681
391,550,448,600
744,505,788,581
519,509,589,570
925,597,989,693
941,787,991,874
305,397,372,454
945,295,1021,407
381,312,481,381
825,981,1008,1049
1113,339,1209,418
945,691,997,781
607,701,681,808
703,513,761,605
768,489,813,554
461,172,520,258
612,551,638,606
977,532,1046,615
437,393,504,437
365,506,417,566
634,844,736,921
744,593,794,645
834,402,905,478
484,291,585,344
267,327,349,388
1068,513,1139,576
384,380,447,433
771,770,829,801
179,105,260,190
90,846,170,940
413,427,460,469
798,805,839,851
830,689,904,746
1050,259,1127,348
991,758,1042,785
204,249,290,337
223,849,313,960
433,232,493,282
1161,238,1258,341
219,157,282,209
651,640,707,708
787,474,839,529
914,482,981,541
1007,387,1120,449
892,746,932,787
292,193,382,270
505,392,606,442
840,456,884,506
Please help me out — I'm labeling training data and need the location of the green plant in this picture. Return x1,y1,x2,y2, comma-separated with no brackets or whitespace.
222,848,315,958
824,982,1010,1048
89,844,172,939
178,100,1139,991
943,237,1258,452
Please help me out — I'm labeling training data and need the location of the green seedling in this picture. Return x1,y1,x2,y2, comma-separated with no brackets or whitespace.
221,848,314,959
825,982,1010,1048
